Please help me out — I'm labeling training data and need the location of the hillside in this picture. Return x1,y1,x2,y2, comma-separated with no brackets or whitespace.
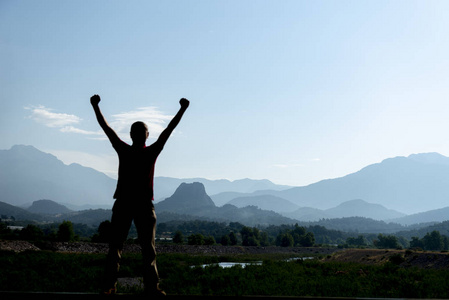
391,207,449,226
4,145,449,228
155,182,297,226
0,145,291,207
26,200,72,215
325,199,405,220
251,153,449,214
217,197,405,222
154,177,291,201
0,145,117,207
156,182,216,215
0,201,42,221
226,195,299,213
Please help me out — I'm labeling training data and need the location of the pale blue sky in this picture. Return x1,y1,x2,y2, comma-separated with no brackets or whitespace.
2,1,449,186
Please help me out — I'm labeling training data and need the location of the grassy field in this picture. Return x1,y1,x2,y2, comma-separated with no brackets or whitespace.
1,249,449,298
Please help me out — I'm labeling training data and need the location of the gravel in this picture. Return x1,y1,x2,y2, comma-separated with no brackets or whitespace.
0,240,340,256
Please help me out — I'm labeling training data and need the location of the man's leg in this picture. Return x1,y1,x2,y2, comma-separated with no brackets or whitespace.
102,200,133,294
134,205,163,295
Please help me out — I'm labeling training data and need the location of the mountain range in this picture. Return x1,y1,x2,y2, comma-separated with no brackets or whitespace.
0,183,296,227
0,145,291,208
0,145,117,207
2,184,448,234
3,145,449,223
218,152,449,215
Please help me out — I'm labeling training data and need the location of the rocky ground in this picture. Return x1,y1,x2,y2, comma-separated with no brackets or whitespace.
0,240,340,256
4,240,449,270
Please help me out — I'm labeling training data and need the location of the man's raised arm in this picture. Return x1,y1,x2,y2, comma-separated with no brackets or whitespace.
90,94,120,144
155,98,189,147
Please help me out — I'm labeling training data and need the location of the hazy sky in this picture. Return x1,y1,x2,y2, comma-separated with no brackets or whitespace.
2,1,449,186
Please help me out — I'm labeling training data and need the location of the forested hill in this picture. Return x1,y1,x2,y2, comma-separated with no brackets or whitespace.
155,182,297,226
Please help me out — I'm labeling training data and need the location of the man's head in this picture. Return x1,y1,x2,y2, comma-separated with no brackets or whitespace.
130,121,149,145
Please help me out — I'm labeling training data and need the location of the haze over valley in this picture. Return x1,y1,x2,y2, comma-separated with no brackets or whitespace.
2,145,449,229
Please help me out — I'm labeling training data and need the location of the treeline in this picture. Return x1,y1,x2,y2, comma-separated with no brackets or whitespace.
0,221,85,242
171,224,316,247
343,231,449,251
3,218,449,251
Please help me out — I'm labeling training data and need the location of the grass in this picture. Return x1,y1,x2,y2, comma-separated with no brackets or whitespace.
1,249,448,298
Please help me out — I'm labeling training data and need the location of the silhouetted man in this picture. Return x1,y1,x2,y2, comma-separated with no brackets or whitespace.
91,94,189,296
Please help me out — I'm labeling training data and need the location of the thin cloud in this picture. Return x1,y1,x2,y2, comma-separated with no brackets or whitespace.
272,163,305,168
26,105,102,136
272,164,289,168
26,105,81,128
111,107,173,138
60,126,102,135
26,105,174,139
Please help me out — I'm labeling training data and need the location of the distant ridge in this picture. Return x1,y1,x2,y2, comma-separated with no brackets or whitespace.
280,199,405,222
226,195,299,213
154,177,291,201
0,201,42,221
249,153,449,214
391,206,449,226
0,145,117,206
27,199,72,215
4,145,449,219
155,182,296,226
325,199,405,220
0,145,291,207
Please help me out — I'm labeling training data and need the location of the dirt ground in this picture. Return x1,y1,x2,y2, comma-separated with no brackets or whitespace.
323,248,449,269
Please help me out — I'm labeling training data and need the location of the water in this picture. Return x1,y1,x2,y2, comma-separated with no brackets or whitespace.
198,261,262,268
195,257,314,269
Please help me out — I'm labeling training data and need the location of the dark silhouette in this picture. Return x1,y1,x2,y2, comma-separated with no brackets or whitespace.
90,94,189,296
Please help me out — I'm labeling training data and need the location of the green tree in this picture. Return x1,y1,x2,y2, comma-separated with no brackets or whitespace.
423,231,444,251
410,236,424,249
173,230,184,244
300,232,315,247
19,224,44,241
443,235,449,250
204,235,215,245
57,221,76,242
241,226,261,246
188,233,204,245
260,232,270,246
346,235,367,247
92,220,111,243
292,224,306,236
374,234,399,249
220,234,231,246
276,233,294,247
229,232,238,246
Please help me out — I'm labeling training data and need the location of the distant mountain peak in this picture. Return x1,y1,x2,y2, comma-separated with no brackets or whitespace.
10,144,38,151
156,182,216,214
173,182,208,197
0,144,117,206
407,152,449,165
324,199,406,220
27,199,72,215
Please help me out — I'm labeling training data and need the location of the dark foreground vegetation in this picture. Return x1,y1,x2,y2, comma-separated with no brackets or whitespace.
1,249,449,298
3,216,449,298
